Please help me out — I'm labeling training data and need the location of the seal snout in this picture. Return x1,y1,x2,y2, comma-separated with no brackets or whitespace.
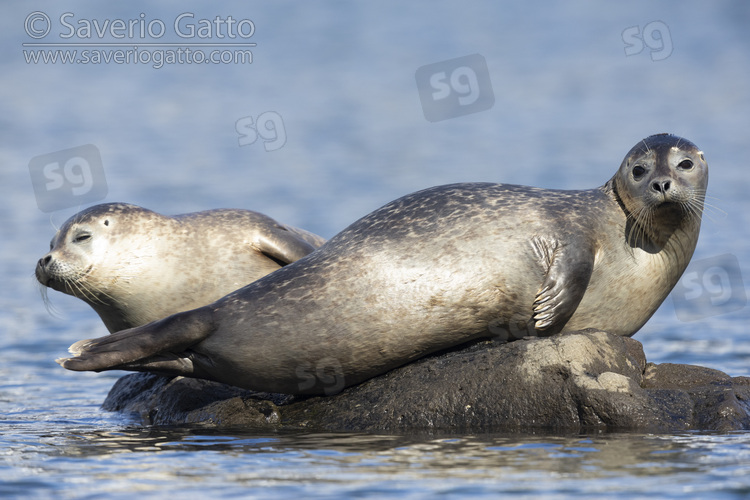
36,255,53,284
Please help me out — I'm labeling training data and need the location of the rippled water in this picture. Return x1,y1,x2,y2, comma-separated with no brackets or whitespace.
2,1,750,498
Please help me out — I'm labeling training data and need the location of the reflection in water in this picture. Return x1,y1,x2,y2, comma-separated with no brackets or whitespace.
4,422,750,498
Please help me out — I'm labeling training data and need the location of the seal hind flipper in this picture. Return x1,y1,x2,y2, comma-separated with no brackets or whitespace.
531,236,595,331
58,307,215,372
114,352,217,380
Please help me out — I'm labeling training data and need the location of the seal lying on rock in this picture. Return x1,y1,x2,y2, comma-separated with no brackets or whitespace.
102,331,750,432
37,203,325,332
58,134,708,396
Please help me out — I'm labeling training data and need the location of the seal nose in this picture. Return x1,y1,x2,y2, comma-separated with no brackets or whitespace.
39,255,51,269
35,255,53,284
651,180,671,193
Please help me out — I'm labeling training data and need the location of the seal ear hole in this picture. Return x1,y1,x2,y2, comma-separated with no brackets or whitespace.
677,159,694,171
632,165,646,180
103,219,110,226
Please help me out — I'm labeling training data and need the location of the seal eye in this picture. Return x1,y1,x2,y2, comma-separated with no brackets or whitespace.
677,159,694,171
74,232,91,243
632,165,646,180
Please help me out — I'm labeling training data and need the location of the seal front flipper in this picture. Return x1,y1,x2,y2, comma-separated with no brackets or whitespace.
531,236,595,332
255,226,320,265
57,307,215,372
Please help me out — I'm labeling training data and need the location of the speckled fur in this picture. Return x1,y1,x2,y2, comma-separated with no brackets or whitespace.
60,134,708,395
37,203,325,332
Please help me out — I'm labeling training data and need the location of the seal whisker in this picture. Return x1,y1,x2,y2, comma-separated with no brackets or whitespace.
48,216,59,232
35,277,63,318
691,195,724,223
66,274,111,306
625,204,654,250
682,199,704,221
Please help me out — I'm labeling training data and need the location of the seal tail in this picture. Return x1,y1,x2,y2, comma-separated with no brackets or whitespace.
57,306,215,372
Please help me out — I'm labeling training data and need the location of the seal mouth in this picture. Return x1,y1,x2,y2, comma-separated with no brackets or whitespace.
651,199,696,219
653,200,681,211
35,265,56,289
41,264,94,293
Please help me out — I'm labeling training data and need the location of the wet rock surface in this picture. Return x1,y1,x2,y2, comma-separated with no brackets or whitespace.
102,330,750,432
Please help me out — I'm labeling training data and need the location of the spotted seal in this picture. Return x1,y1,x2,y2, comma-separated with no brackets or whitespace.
37,203,325,332
58,134,707,395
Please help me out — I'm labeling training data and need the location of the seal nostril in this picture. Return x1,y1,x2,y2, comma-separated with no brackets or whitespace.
41,255,52,267
651,180,670,193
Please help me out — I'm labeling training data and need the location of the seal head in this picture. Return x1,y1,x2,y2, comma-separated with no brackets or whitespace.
37,203,325,332
609,133,707,252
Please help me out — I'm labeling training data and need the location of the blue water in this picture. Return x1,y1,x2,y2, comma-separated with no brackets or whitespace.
2,1,750,498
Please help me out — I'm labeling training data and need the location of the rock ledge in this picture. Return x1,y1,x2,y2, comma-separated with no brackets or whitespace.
102,330,750,432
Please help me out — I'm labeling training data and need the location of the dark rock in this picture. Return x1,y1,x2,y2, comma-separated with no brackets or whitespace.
101,330,750,432
643,363,750,432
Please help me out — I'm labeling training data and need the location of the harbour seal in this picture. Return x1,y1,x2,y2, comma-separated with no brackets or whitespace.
37,203,326,333
59,134,708,395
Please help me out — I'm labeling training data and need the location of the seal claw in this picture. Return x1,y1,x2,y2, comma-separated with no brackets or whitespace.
534,295,552,305
68,339,93,356
534,303,553,314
